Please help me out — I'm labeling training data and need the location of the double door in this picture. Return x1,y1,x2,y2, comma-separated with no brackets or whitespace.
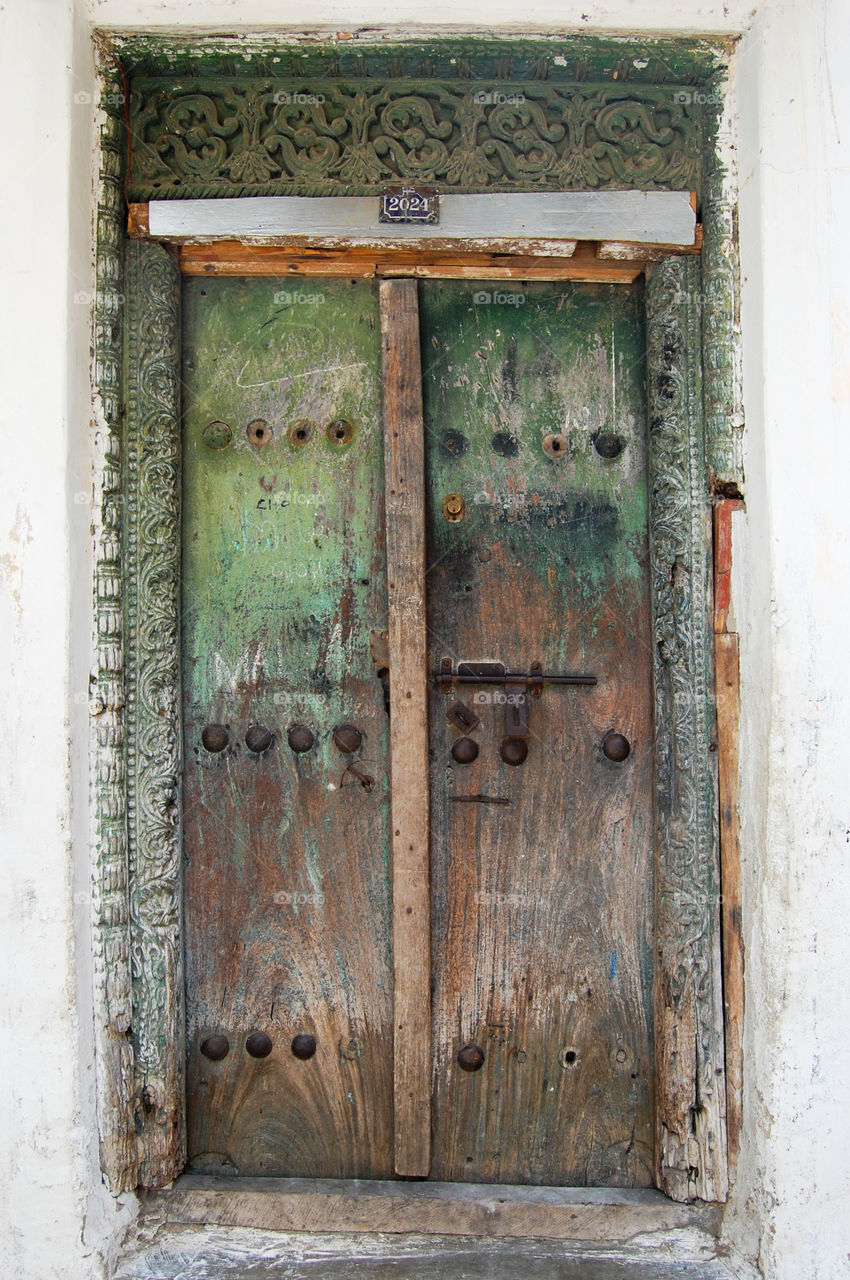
181,274,653,1185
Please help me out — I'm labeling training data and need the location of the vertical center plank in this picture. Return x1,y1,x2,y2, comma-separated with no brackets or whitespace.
379,278,432,1177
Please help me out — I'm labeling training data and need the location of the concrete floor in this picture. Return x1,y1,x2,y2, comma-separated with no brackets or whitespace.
115,1227,754,1279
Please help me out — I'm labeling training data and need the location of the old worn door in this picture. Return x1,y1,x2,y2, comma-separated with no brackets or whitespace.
181,277,394,1178
181,274,653,1185
420,281,654,1185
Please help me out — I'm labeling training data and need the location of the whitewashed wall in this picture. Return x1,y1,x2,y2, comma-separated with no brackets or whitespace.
0,1,847,1277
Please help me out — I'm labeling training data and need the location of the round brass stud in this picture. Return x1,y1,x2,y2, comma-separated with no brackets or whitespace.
457,1044,485,1072
245,1031,274,1059
200,1034,230,1061
203,420,232,450
333,724,363,753
451,737,479,764
201,724,229,753
602,731,631,762
245,724,274,754
287,724,315,753
291,1033,317,1060
499,737,529,766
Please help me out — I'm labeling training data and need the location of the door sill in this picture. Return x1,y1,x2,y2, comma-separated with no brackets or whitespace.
142,1175,722,1242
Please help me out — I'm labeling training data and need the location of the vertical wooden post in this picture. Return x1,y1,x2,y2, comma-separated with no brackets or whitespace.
379,278,432,1177
714,498,745,1179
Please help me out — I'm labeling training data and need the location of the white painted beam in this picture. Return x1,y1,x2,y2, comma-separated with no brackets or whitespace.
147,190,696,247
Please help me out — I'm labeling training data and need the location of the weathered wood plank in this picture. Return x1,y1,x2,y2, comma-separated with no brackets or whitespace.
379,278,432,1177
142,191,698,246
176,241,646,283
146,1174,722,1242
713,499,744,1178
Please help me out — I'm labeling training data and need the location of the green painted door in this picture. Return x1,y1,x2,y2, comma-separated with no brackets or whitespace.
181,277,394,1177
181,275,653,1185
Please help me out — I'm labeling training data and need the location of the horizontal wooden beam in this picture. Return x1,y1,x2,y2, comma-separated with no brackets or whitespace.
138,190,698,247
174,240,648,283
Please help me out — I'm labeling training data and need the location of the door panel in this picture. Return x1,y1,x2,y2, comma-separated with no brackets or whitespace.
420,281,654,1185
181,277,393,1178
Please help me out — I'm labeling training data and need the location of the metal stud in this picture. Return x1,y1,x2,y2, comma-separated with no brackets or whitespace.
333,724,362,753
245,724,274,753
291,1033,317,1060
200,1034,230,1061
542,433,568,458
457,1044,485,1072
499,737,528,765
452,737,479,764
202,420,232,450
245,1031,274,1058
289,418,313,446
287,724,315,753
602,731,631,762
201,724,229,753
594,432,625,460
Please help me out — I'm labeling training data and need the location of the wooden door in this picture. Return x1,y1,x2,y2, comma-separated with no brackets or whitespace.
181,276,394,1178
420,280,654,1185
181,274,653,1186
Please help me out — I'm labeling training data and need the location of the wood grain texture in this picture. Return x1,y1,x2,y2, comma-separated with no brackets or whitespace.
379,279,432,1176
181,277,393,1178
420,280,654,1185
713,499,744,1178
175,241,646,283
146,1175,721,1241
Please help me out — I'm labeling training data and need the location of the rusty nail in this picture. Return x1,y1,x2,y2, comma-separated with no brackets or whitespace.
287,724,315,753
291,1033,317,1060
245,724,274,753
245,1031,274,1058
457,1044,485,1072
333,724,362,753
602,731,631,762
200,1034,230,1061
201,724,229,753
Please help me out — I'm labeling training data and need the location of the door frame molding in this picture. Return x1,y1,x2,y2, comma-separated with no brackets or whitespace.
89,32,741,1205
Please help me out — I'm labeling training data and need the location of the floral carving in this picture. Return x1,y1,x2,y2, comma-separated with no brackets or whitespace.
129,79,702,199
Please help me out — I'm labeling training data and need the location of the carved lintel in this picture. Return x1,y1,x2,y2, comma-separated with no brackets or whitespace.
647,256,728,1203
123,239,185,1188
128,79,703,202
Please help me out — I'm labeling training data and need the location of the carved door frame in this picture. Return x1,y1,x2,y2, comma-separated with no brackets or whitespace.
89,30,742,1205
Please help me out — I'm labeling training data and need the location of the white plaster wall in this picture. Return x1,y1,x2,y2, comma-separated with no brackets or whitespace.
1,0,848,1277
